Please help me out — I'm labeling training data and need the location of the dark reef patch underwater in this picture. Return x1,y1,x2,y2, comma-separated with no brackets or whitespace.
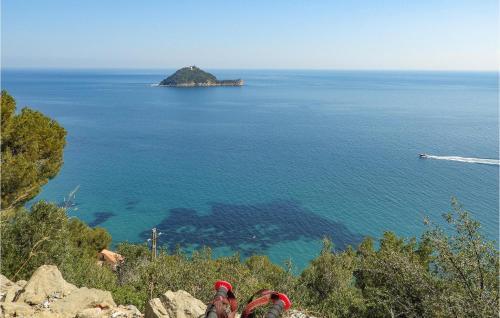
88,211,115,227
140,200,363,256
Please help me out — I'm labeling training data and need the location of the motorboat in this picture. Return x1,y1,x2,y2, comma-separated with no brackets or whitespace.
419,153,428,158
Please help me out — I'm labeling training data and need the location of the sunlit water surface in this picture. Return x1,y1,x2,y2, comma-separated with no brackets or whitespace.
3,69,498,270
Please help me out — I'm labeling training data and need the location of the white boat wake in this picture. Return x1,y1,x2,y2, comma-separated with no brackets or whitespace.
425,155,500,166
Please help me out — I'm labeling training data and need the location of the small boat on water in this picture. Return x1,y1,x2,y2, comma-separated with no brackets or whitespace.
419,153,428,158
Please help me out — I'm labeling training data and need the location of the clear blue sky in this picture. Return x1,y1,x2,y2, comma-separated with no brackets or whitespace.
1,0,498,70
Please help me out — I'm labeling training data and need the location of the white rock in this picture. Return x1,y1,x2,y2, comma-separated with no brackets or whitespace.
0,274,23,303
1,301,35,317
145,297,168,318
76,307,105,318
16,280,28,288
51,287,116,317
145,290,206,318
16,265,77,305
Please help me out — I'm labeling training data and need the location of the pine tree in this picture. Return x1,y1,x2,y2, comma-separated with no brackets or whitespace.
1,90,66,210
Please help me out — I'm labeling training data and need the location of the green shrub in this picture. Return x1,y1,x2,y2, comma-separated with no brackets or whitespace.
1,201,70,280
297,240,365,317
0,201,111,283
422,200,499,317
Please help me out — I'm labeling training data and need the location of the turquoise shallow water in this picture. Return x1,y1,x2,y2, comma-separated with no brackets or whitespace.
2,69,498,270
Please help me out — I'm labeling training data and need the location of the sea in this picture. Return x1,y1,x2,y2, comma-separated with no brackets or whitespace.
2,69,498,271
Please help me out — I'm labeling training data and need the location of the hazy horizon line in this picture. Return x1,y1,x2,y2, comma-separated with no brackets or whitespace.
1,66,498,73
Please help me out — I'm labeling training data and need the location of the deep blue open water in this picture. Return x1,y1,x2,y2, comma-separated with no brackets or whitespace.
2,69,498,270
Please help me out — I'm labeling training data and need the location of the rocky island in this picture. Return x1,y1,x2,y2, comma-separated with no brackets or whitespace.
158,66,243,87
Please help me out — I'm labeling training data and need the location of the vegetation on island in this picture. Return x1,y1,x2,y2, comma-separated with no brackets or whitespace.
1,91,498,317
159,66,243,86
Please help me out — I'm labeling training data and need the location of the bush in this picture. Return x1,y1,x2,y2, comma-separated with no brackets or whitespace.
1,201,70,279
0,201,111,283
296,240,365,317
422,200,499,317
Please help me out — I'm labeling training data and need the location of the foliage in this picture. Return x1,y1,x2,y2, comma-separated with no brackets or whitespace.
1,90,66,210
422,199,499,318
353,233,438,317
296,240,365,317
68,218,112,253
59,249,117,291
1,201,69,279
0,201,110,282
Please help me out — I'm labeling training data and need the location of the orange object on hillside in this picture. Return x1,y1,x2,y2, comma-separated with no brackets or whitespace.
98,249,124,270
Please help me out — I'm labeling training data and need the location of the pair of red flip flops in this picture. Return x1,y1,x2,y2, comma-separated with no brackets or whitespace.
206,280,291,318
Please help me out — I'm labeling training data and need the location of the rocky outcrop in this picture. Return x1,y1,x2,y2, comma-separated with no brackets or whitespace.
0,274,23,303
145,290,206,318
1,266,141,318
50,287,116,317
16,265,78,305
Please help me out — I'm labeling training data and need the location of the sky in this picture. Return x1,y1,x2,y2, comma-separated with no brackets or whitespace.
1,0,498,70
